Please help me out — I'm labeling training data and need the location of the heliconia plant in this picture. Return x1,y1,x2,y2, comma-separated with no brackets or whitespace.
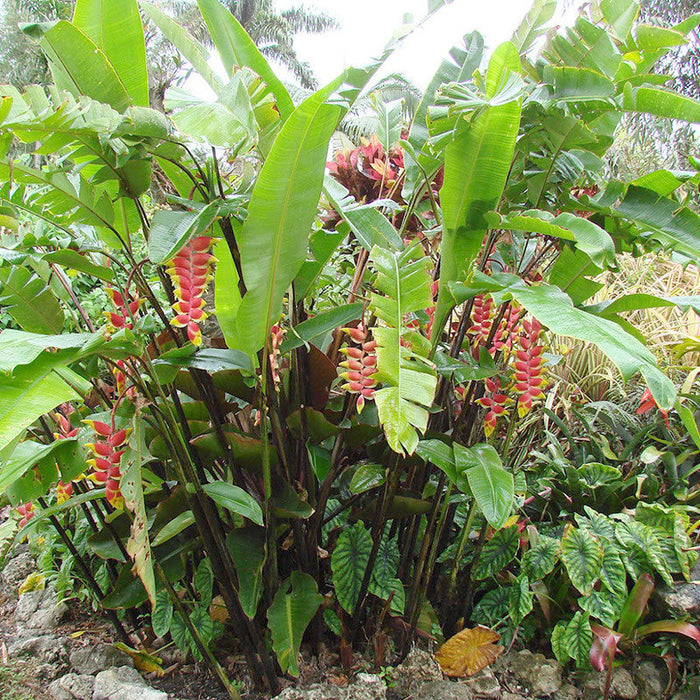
0,0,700,696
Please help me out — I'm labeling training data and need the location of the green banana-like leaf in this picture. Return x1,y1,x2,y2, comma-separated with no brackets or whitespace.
601,0,639,42
73,0,149,107
139,0,222,94
434,42,522,341
485,273,676,409
213,238,244,351
235,80,345,353
0,359,84,452
511,0,557,54
267,571,323,677
369,245,437,455
25,20,131,113
623,84,700,123
0,266,64,334
604,184,700,261
544,65,615,101
196,0,294,120
0,439,77,494
324,176,403,251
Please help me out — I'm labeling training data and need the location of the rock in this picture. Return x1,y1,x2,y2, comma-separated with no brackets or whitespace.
92,666,168,700
48,673,95,700
672,676,700,700
8,631,68,667
511,649,563,696
657,559,700,618
274,673,386,700
417,680,474,700
582,668,637,699
502,694,528,700
14,587,67,630
634,658,667,700
553,684,579,700
69,642,133,675
1,551,37,595
387,647,443,698
464,670,501,698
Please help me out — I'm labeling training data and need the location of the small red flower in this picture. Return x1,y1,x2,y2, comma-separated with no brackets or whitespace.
16,502,35,528
637,388,670,428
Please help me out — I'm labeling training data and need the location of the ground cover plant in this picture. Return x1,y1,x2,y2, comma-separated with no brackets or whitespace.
1,0,700,697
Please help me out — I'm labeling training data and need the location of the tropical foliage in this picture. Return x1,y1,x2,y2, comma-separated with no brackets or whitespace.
1,0,700,696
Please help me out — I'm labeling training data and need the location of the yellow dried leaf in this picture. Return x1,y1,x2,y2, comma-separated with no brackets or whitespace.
114,643,164,677
435,625,504,677
17,572,45,596
209,595,229,624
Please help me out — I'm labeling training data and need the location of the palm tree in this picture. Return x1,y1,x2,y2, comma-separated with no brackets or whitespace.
209,0,338,89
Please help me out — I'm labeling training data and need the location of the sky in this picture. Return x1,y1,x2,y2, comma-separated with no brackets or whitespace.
275,0,569,90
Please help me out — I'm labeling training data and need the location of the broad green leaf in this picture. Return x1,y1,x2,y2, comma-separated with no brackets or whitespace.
434,42,522,338
42,250,114,282
154,346,252,375
544,65,615,101
235,81,345,353
623,84,700,124
618,573,654,636
369,576,404,615
489,273,676,409
0,359,83,452
213,238,244,351
509,575,533,625
599,540,627,596
267,571,323,677
148,203,220,265
561,525,602,595
0,266,64,334
0,439,76,494
280,303,364,354
563,611,593,668
511,0,557,53
579,591,620,628
331,522,372,614
370,245,438,455
150,511,195,547
26,21,131,112
601,0,639,41
194,557,214,608
521,536,559,580
375,98,403,152
202,482,263,526
550,621,569,665
226,527,265,619
349,463,386,495
324,176,403,251
151,590,173,638
196,0,294,120
456,444,514,530
606,184,700,262
139,1,222,93
473,526,519,579
164,80,256,151
73,0,149,106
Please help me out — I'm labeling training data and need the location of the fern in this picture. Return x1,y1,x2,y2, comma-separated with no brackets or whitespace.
369,244,437,455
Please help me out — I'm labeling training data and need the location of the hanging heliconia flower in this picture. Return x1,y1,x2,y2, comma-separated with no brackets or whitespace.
167,235,216,346
468,294,494,355
511,318,547,418
339,324,378,413
16,502,34,528
105,287,144,331
85,420,130,510
269,323,286,385
53,410,78,441
476,377,510,437
56,481,73,504
492,303,522,357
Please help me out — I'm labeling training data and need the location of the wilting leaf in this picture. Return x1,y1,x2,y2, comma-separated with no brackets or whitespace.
435,625,504,677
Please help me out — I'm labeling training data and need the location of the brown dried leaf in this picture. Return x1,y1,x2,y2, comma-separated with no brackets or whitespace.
435,625,504,677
